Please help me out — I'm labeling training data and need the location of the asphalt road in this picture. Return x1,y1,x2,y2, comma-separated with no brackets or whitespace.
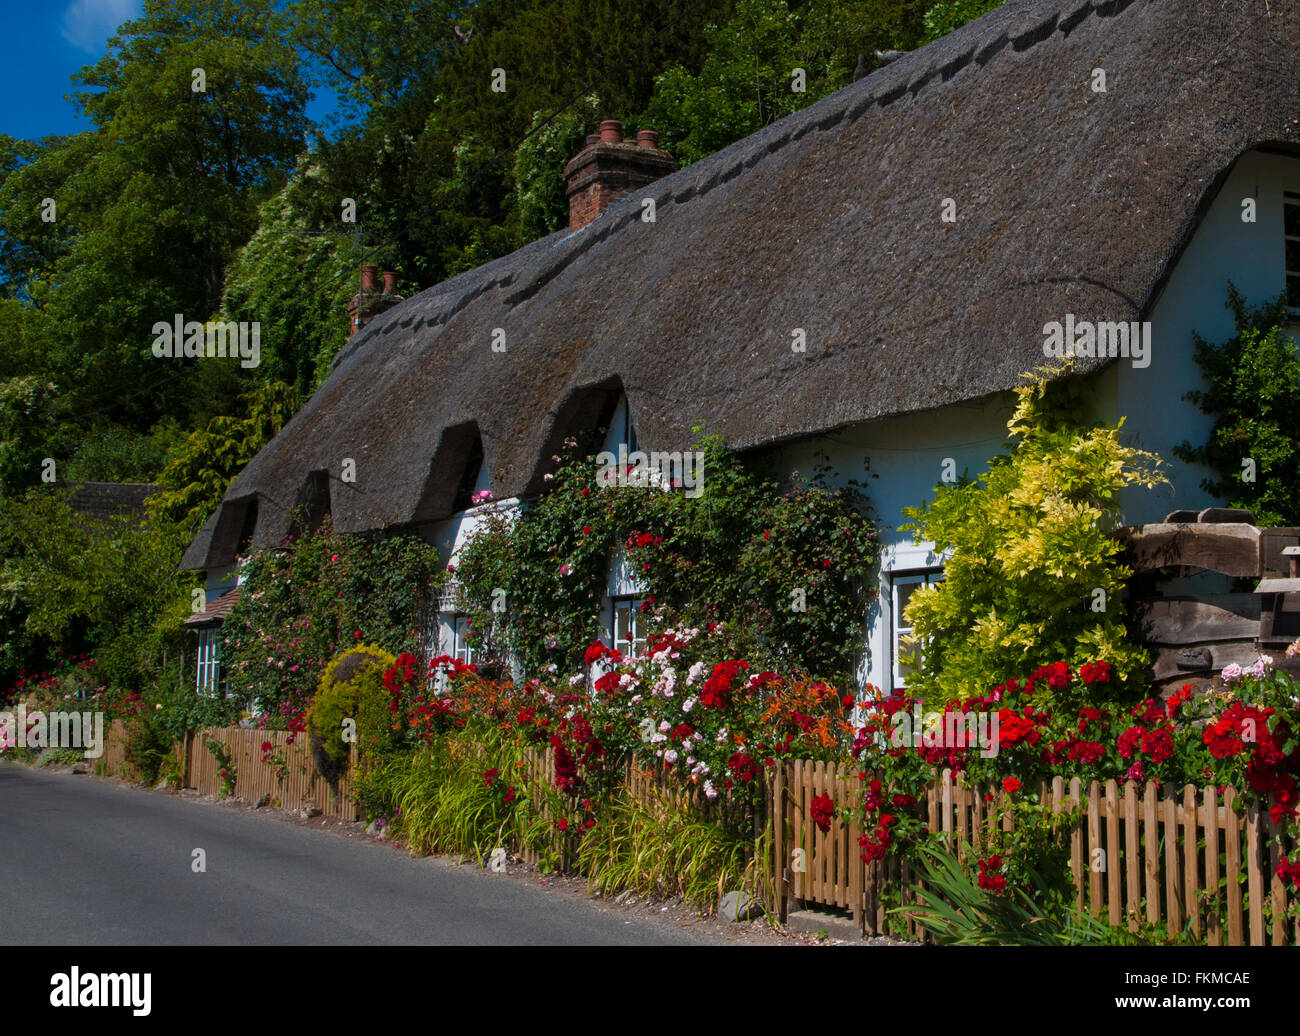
0,764,730,945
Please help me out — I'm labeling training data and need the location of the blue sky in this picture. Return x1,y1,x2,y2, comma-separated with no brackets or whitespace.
0,0,336,141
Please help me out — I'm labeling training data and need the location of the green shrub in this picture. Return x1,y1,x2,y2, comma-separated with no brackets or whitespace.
38,746,85,768
455,433,878,684
156,670,241,741
306,645,396,784
1174,286,1300,526
903,840,1109,946
899,362,1165,708
123,711,174,785
203,734,236,797
222,524,444,729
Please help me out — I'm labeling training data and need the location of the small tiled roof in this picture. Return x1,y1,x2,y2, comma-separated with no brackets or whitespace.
183,587,242,627
64,482,160,523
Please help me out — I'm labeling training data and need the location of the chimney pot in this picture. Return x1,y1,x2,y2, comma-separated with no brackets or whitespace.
565,118,676,233
586,133,599,146
349,266,403,339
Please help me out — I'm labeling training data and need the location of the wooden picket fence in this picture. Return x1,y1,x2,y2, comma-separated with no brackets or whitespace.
773,761,1300,945
96,720,359,820
92,718,1299,943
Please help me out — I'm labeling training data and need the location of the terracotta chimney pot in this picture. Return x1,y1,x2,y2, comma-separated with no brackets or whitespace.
564,120,676,233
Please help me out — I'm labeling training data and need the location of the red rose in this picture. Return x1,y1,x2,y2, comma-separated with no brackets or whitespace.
1002,777,1022,794
809,792,835,833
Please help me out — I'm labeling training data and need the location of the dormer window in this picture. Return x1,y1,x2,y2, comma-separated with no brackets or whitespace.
450,437,487,513
600,392,638,456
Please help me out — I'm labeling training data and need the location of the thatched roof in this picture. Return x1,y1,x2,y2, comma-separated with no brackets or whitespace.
184,0,1300,571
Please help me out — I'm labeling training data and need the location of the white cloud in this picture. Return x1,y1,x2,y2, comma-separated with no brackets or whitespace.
60,0,140,54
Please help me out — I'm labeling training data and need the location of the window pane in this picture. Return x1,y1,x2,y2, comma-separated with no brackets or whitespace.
1289,276,1300,310
455,617,472,663
1286,200,1300,238
895,580,919,620
1287,239,1300,275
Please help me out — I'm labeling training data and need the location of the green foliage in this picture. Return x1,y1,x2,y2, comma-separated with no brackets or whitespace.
156,673,242,741
903,840,1111,945
203,734,237,797
0,488,195,692
219,167,359,394
38,747,87,768
376,729,532,862
222,521,445,726
0,0,307,464
899,362,1165,708
921,0,1005,42
123,711,174,786
513,96,603,240
574,788,764,913
148,380,302,534
642,0,939,167
306,644,396,780
0,377,58,496
454,435,878,683
1174,286,1300,527
643,0,810,166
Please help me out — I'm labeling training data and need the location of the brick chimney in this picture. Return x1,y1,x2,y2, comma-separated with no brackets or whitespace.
347,266,404,337
564,120,677,233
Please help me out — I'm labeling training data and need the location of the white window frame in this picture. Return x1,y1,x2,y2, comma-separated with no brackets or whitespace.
611,596,646,659
453,615,476,666
889,569,944,692
195,627,225,697
1286,192,1300,315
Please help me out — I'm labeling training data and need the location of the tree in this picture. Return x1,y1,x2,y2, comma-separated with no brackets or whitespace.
0,489,195,692
639,0,941,167
0,0,307,489
899,363,1166,707
1174,286,1300,527
148,380,302,535
921,0,1006,42
220,164,360,393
